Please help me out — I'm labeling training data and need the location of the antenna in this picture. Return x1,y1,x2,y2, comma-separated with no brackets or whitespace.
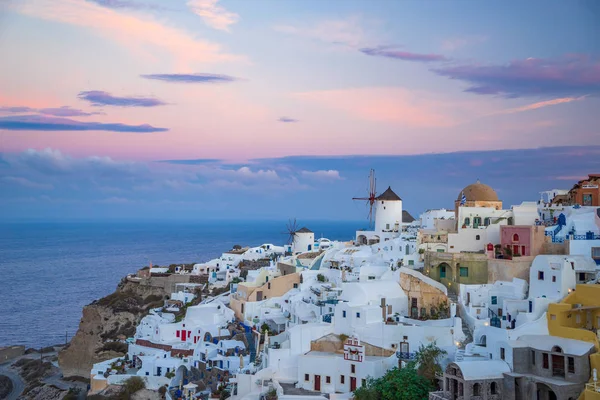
352,169,377,229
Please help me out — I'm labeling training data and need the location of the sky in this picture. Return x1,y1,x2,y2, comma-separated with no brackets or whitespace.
0,0,599,222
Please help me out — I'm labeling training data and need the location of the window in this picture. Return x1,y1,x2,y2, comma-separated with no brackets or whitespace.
437,248,444,253
552,276,556,282
579,272,586,282
440,265,446,278
356,312,361,318
552,346,563,353
408,260,414,266
491,296,497,305
484,217,491,226
491,382,498,395
568,357,575,373
464,217,470,226
592,247,600,260
386,224,390,230
473,217,482,228
583,194,593,206
538,271,544,280
472,383,481,396
268,282,271,290
293,283,298,289
362,379,366,387
340,375,345,384
513,233,520,242
326,376,331,384
459,267,469,277
351,364,356,373
550,314,556,320
343,310,346,318
500,347,505,360
543,353,549,369
476,235,480,240
531,350,535,365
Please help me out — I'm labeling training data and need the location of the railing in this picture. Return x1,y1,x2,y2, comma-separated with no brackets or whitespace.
396,351,416,360
322,314,332,323
586,382,600,393
573,234,600,240
429,391,450,400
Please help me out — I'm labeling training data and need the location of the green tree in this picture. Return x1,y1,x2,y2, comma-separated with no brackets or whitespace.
353,363,432,400
414,342,447,386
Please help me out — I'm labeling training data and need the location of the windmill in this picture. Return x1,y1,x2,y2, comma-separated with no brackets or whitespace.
352,169,377,229
282,218,299,245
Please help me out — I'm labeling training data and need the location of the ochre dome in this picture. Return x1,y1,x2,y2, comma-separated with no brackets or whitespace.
458,180,499,202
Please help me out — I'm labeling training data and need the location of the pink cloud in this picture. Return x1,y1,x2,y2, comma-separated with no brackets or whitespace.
13,0,244,68
490,96,586,116
294,87,475,128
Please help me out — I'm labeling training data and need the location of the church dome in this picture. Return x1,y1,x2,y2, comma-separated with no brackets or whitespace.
458,180,499,202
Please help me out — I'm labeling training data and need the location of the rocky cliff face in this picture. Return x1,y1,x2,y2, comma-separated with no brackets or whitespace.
58,277,169,379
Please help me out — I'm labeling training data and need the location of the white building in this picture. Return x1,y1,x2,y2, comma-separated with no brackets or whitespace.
293,228,315,254
420,209,455,231
296,336,396,394
355,187,404,244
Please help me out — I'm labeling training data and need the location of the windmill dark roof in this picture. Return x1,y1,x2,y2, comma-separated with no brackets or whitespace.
376,186,402,201
402,210,415,223
296,227,313,233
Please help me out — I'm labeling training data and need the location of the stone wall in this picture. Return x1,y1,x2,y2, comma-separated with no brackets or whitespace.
399,270,448,317
0,345,24,363
542,241,569,255
487,257,533,283
309,334,394,357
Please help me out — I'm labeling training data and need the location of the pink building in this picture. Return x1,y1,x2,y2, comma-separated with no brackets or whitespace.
500,225,546,257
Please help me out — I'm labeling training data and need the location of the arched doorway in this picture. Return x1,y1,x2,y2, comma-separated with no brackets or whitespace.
536,382,557,400
438,262,451,279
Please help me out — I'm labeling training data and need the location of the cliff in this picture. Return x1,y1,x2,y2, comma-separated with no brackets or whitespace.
58,275,185,379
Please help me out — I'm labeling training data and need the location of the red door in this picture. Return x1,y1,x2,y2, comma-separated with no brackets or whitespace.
350,377,357,391
182,330,187,341
521,245,526,256
314,375,321,391
513,245,519,256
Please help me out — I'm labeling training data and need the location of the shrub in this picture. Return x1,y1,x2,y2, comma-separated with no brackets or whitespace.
158,386,167,398
99,341,128,354
122,376,145,396
316,274,326,282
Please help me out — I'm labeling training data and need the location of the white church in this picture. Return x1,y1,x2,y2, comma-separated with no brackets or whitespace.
356,186,407,245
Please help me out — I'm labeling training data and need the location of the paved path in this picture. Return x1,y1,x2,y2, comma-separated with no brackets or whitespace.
0,362,25,400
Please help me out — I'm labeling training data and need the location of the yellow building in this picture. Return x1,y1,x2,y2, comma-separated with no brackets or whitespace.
230,271,300,322
547,284,600,399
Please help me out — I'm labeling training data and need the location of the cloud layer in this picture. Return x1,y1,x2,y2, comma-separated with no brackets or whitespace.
0,115,167,132
433,55,600,98
360,46,448,62
187,0,239,32
140,73,238,83
278,117,298,123
78,91,166,107
0,105,103,117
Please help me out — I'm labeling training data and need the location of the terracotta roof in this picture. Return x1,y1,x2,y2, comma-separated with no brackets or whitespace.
376,186,402,201
457,180,499,202
296,227,313,233
402,210,415,223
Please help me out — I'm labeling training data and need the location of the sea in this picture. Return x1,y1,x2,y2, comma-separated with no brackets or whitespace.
0,220,361,348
